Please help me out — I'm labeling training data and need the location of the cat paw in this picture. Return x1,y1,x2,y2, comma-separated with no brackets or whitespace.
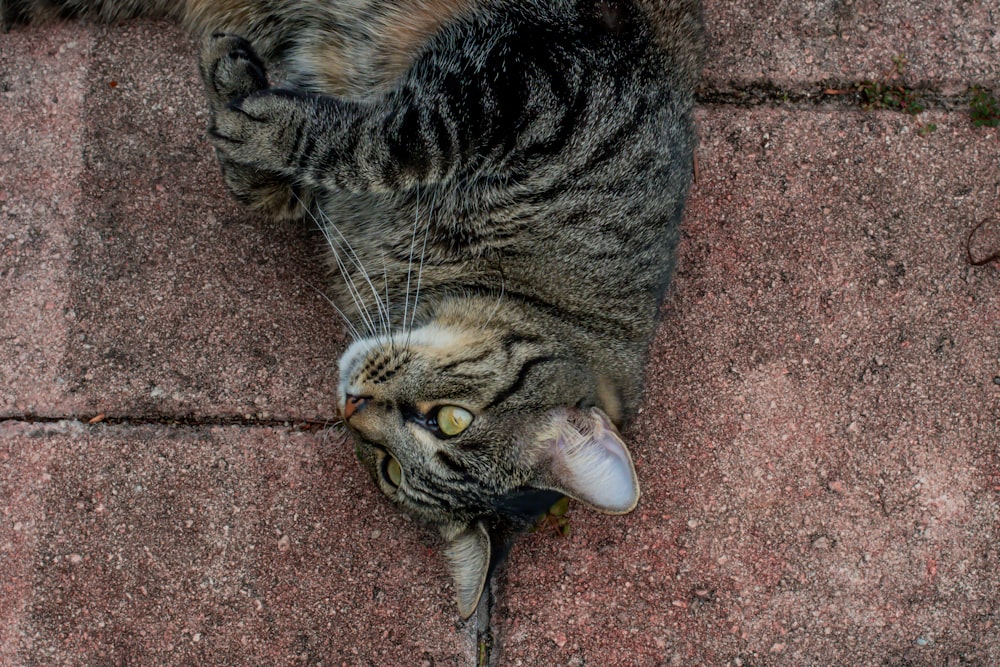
208,90,307,174
200,33,301,173
199,32,268,109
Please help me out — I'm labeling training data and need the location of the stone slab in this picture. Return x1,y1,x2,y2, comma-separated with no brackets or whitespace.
702,0,1000,92
1,22,344,422
0,420,474,665
492,107,1000,666
3,7,1000,667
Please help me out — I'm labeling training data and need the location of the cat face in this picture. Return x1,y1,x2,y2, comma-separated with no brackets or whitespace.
336,318,641,617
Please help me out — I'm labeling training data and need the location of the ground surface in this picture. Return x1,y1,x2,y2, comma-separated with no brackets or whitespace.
1,2,998,665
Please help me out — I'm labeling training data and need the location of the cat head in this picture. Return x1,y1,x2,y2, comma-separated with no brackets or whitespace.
336,318,640,618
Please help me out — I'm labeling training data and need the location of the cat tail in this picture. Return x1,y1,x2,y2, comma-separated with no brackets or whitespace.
1,0,181,29
2,0,292,63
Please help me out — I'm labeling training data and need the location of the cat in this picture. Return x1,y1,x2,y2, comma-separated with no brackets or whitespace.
3,0,704,618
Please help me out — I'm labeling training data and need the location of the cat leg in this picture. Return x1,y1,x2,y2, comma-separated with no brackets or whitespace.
199,33,313,222
202,33,493,196
204,18,636,201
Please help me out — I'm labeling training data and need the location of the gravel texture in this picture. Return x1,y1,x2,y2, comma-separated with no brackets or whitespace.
1,6,998,666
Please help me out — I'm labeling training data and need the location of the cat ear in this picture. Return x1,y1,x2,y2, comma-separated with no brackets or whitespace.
535,407,640,514
443,521,491,620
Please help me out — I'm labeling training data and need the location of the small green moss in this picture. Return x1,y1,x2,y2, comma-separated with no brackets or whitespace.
532,496,573,537
857,80,924,115
970,86,1000,128
478,638,490,667
857,55,925,115
549,496,570,517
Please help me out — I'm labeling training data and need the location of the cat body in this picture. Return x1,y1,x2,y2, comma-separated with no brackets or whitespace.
4,0,704,617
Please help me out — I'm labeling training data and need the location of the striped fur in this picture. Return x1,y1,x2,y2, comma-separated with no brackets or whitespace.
6,0,704,618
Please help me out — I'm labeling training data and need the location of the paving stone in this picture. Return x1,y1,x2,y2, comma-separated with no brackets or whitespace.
0,22,344,422
703,0,1000,92
0,421,474,666
0,24,93,417
491,107,1000,666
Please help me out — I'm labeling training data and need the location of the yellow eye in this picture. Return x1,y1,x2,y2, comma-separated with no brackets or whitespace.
437,405,474,436
384,455,402,488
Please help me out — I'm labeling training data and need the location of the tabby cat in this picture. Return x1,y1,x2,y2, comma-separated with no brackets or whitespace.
3,0,704,618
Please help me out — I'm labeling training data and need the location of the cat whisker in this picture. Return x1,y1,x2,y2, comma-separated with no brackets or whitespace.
291,192,376,337
317,226,376,334
312,205,390,333
319,418,346,450
401,187,423,342
318,208,391,338
406,186,437,346
382,252,390,335
380,250,396,344
319,221,379,337
298,194,383,338
301,278,363,342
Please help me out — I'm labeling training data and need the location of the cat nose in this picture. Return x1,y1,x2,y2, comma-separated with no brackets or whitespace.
343,394,370,421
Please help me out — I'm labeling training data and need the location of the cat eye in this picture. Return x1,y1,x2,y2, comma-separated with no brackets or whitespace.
382,454,403,488
436,405,474,437
402,404,475,438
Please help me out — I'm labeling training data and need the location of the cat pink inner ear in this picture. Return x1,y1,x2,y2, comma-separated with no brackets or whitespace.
539,407,640,514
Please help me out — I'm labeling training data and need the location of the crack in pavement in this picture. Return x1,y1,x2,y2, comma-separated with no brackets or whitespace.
0,414,337,430
697,81,983,111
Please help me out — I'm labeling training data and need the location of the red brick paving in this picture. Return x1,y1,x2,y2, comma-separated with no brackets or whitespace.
2,7,998,666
